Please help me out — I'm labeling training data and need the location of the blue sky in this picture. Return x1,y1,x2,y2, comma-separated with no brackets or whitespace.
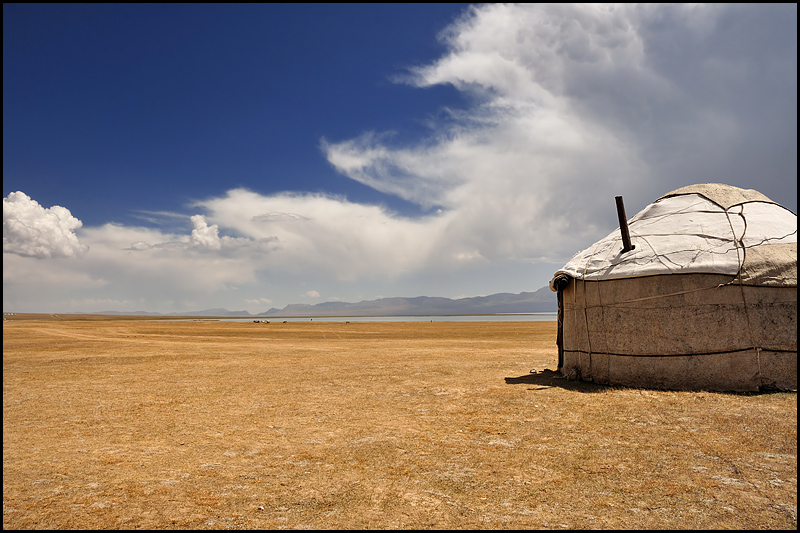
4,4,797,314
4,4,468,224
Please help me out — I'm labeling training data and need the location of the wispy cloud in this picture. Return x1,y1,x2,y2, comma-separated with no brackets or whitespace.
325,3,796,254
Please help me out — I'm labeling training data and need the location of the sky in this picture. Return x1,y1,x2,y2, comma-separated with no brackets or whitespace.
3,3,797,314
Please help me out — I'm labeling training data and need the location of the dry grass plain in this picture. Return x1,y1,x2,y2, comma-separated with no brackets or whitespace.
3,314,796,530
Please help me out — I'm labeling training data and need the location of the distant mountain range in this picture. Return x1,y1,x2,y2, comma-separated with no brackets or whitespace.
93,286,556,317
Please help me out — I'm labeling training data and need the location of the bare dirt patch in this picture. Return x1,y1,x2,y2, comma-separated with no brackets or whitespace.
3,316,796,529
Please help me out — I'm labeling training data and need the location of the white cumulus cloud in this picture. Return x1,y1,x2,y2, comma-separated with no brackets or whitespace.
246,297,273,305
3,191,89,259
189,214,222,250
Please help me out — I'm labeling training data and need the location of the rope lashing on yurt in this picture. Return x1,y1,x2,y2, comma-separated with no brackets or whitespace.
560,281,734,310
724,203,764,383
577,234,608,361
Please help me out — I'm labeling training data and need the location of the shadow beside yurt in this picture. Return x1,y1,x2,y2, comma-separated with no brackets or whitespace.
550,183,797,392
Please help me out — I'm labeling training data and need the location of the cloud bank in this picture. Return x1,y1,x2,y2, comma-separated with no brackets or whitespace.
325,3,796,245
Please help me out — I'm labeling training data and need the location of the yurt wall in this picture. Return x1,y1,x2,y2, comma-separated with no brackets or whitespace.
560,273,797,391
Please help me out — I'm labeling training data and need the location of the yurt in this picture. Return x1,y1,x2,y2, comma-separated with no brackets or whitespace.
550,183,797,392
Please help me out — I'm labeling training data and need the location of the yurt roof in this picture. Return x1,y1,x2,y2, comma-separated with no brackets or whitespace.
552,183,797,287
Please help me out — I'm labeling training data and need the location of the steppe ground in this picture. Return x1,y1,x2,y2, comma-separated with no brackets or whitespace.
3,314,796,530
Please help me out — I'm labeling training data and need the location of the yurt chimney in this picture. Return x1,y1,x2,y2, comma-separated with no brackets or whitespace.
615,196,634,253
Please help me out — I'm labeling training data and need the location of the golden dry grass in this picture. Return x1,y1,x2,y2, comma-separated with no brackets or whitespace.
3,315,796,529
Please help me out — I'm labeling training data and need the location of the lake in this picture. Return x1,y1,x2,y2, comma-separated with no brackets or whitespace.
190,314,557,323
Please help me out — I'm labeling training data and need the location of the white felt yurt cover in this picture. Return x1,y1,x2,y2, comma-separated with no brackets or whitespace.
552,184,797,287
